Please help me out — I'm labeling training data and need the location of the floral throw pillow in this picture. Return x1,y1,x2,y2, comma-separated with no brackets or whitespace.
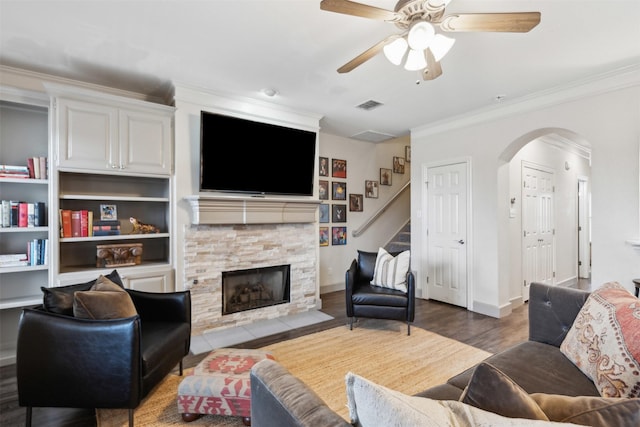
560,282,640,398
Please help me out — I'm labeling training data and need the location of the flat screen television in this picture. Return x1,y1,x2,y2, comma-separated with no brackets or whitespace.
199,111,317,196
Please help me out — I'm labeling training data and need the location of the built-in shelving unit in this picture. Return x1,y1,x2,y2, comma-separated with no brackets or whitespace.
0,90,50,367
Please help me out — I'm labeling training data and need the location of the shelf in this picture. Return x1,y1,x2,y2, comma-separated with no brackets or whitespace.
0,178,48,184
0,295,41,310
58,260,171,276
59,194,169,202
60,233,170,243
0,226,49,233
0,264,48,274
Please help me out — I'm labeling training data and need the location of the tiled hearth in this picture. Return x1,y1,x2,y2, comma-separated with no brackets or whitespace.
183,196,320,336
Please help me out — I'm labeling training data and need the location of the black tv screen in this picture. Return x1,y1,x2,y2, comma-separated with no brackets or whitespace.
199,111,317,196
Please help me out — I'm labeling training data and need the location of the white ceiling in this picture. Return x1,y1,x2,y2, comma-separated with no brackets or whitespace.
1,0,639,141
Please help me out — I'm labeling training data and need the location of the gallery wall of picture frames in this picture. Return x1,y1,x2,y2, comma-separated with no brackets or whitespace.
317,149,408,246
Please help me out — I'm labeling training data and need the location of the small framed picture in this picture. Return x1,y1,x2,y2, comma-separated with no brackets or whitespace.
365,180,379,198
100,204,117,220
332,204,347,223
332,226,347,245
405,145,411,162
349,194,363,212
319,204,330,223
319,180,329,200
319,227,329,247
332,181,347,200
380,168,392,186
393,156,405,174
319,156,329,176
332,158,347,178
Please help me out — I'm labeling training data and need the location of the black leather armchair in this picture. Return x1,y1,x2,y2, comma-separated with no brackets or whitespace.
346,250,415,335
17,288,191,427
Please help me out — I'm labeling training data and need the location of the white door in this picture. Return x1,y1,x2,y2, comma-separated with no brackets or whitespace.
426,162,468,307
522,163,554,300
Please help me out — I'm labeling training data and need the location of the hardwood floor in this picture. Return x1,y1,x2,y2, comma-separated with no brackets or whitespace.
1,290,531,427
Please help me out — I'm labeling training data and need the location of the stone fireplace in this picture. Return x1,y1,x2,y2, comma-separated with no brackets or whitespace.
183,196,320,336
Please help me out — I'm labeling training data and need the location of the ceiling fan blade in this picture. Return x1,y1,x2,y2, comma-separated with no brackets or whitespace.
422,48,442,81
337,35,400,73
439,12,541,32
320,0,400,21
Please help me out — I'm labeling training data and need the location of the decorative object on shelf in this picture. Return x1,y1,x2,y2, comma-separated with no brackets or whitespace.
380,168,392,186
96,243,143,268
405,146,411,162
332,204,347,223
319,227,329,246
129,217,160,234
332,182,347,200
332,226,347,245
319,157,329,177
365,180,379,198
100,204,117,220
319,180,329,200
393,156,405,174
349,194,363,212
319,204,330,223
332,158,347,178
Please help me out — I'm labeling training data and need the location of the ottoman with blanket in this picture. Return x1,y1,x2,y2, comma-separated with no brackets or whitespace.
178,348,274,425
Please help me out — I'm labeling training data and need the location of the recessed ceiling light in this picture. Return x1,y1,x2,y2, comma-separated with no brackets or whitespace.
262,88,278,97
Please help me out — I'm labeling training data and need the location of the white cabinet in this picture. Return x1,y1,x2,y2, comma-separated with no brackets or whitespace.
0,91,50,367
122,267,174,293
47,83,173,176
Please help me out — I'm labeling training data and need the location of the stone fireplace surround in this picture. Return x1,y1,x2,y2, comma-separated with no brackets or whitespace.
184,196,320,336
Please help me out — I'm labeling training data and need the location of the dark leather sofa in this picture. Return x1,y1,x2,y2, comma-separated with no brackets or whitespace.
345,250,415,335
250,283,639,426
16,277,191,427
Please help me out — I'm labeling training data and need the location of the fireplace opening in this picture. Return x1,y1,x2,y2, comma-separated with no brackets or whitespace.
222,264,291,315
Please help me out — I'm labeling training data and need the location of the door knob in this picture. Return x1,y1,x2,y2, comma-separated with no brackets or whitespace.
458,239,465,245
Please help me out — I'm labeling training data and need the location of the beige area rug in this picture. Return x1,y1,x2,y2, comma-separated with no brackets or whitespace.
97,319,491,426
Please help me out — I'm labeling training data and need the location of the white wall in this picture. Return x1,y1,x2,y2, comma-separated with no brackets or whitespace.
318,133,411,292
411,67,640,317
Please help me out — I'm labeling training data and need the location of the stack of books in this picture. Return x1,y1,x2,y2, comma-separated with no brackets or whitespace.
0,164,30,179
93,220,121,236
0,253,28,268
0,157,47,179
59,209,95,237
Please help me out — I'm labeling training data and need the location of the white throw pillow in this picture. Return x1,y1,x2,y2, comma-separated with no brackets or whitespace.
345,372,579,427
370,247,410,293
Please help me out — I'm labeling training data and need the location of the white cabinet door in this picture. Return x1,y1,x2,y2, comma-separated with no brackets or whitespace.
55,98,119,171
123,269,174,293
119,109,172,175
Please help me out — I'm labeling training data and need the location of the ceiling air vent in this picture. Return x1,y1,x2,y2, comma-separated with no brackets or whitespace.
356,100,383,111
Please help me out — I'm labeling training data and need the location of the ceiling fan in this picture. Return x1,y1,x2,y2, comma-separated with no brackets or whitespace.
320,0,541,80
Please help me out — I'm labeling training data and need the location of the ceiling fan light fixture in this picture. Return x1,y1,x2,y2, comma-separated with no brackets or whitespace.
407,20,435,50
383,37,408,65
404,48,427,71
430,33,456,62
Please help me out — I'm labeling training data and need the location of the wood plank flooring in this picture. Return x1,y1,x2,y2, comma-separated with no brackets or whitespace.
1,290,531,427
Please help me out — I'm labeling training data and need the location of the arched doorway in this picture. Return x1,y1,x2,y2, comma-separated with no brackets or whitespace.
498,128,592,303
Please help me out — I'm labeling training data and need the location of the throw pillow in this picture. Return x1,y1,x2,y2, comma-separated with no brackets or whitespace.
531,393,640,427
41,269,124,315
560,281,640,398
73,275,137,320
345,372,578,427
370,247,410,292
460,362,549,420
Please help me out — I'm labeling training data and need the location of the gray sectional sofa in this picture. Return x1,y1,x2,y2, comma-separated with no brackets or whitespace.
250,282,639,426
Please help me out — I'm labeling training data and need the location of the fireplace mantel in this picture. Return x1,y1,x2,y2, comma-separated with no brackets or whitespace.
185,195,320,225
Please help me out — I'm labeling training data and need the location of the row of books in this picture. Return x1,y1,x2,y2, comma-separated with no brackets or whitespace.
1,200,46,228
0,239,48,267
59,209,121,238
0,157,48,179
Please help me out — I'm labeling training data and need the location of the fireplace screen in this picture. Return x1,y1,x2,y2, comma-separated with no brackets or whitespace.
222,264,291,315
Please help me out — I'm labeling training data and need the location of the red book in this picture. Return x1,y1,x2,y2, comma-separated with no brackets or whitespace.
80,209,89,237
27,158,35,178
60,209,72,237
71,210,82,237
18,202,28,227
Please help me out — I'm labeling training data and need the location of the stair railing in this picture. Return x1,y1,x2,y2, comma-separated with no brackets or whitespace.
352,181,410,237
